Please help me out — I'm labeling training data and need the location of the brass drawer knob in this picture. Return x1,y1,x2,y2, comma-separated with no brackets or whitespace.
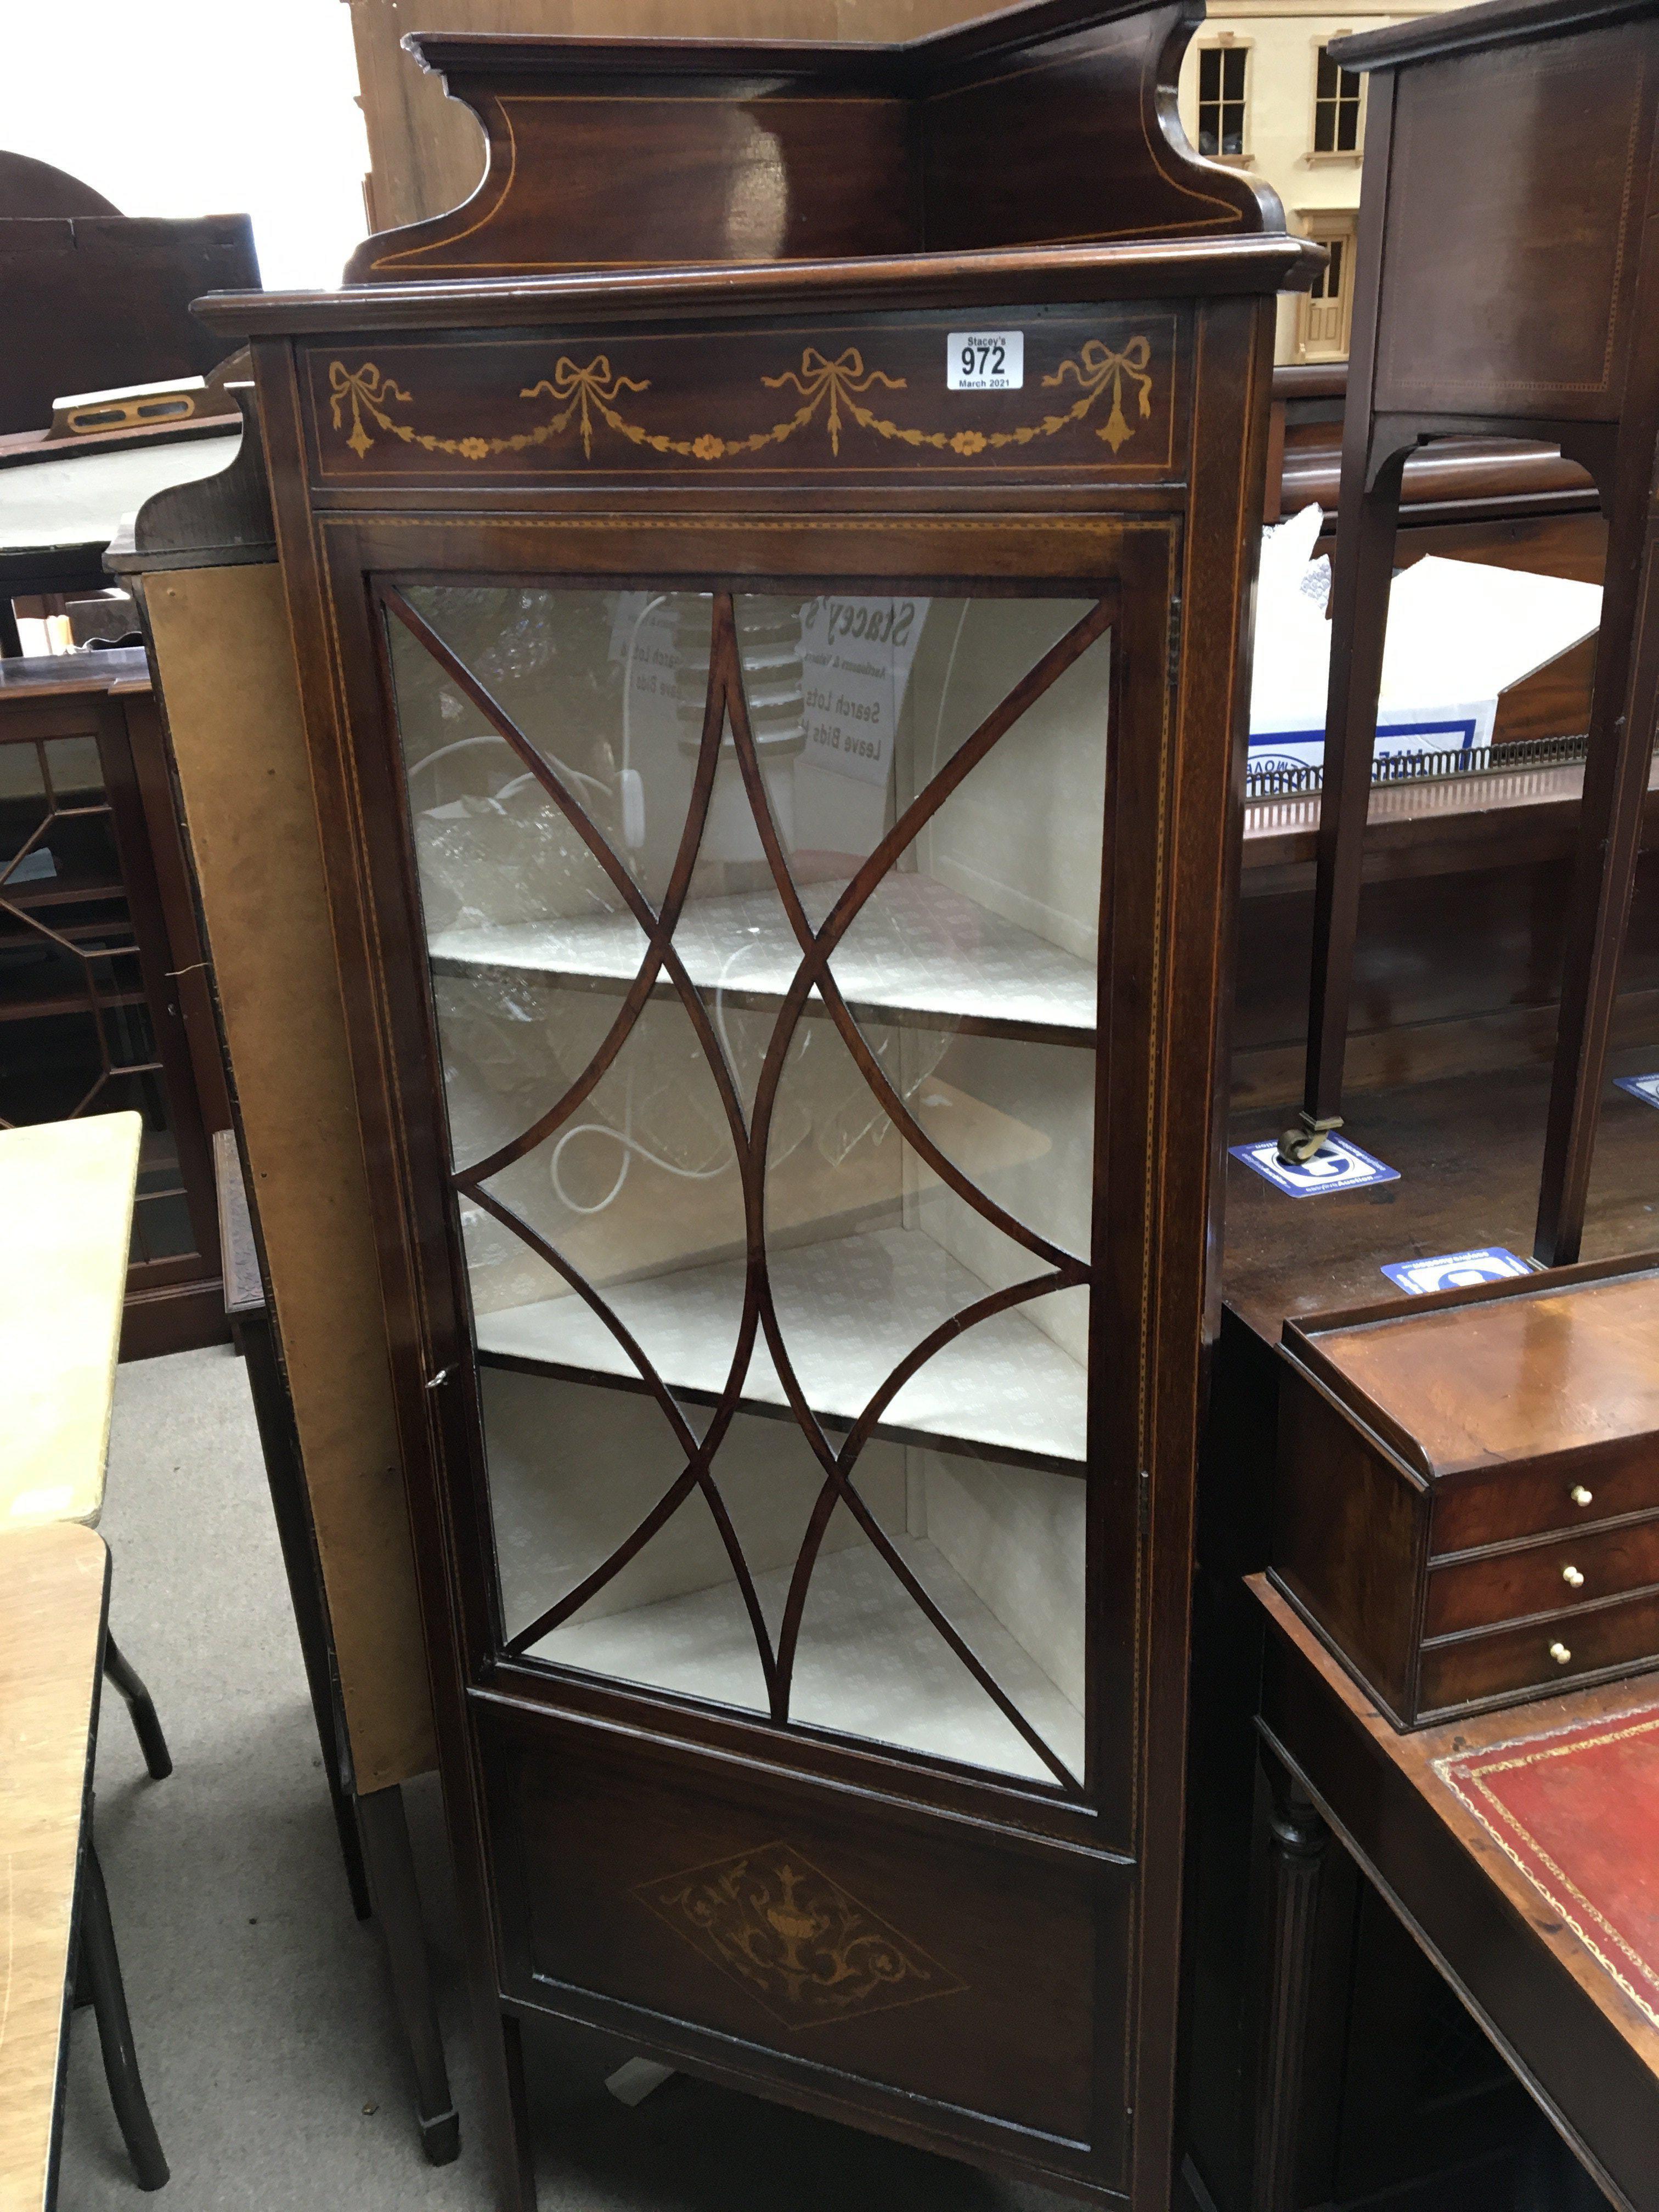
1562,1565,1585,1588
1550,1641,1572,1665
1570,1485,1594,1507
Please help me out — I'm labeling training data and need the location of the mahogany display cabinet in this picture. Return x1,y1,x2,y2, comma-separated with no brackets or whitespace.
201,8,1319,2203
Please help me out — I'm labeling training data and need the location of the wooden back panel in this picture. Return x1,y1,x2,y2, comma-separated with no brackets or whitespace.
344,0,1271,282
350,54,918,280
918,4,1274,250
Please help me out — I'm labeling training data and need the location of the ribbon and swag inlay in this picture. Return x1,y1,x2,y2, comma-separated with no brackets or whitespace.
325,336,1156,466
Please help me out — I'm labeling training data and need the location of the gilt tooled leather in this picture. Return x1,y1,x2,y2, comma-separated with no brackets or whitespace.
1436,1703,1659,2028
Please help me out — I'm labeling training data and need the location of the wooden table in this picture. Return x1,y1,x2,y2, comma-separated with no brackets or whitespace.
1249,1572,1659,2212
0,1521,111,2209
0,1114,140,1531
0,1113,168,2198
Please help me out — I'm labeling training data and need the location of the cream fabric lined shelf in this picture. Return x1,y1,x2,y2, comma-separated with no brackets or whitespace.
430,871,1097,1045
475,1222,1088,1471
526,1533,1083,1787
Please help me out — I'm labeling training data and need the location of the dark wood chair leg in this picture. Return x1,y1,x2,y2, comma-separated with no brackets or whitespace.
80,1833,170,2191
101,1632,173,1782
1251,1750,1331,2212
357,1782,460,2165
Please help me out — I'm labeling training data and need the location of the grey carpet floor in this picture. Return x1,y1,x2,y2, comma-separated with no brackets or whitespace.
57,1344,1066,2212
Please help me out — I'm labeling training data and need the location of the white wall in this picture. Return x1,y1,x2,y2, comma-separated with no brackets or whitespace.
0,1,368,292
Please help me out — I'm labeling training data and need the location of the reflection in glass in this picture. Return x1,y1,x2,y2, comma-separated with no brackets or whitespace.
445,978,748,1395
386,582,1109,1790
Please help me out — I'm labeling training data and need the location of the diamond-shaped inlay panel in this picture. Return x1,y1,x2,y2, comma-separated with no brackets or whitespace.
634,1839,966,2030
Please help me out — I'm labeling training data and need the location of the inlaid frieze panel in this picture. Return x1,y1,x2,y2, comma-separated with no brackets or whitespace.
303,312,1182,487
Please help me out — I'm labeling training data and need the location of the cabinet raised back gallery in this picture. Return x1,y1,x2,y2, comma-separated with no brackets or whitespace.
204,7,1318,2201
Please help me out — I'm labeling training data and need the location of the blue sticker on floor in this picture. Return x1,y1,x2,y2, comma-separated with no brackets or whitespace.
1614,1073,1659,1110
1229,1136,1400,1198
1380,1246,1535,1295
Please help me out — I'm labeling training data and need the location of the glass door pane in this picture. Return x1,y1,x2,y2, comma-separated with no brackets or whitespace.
383,579,1109,1790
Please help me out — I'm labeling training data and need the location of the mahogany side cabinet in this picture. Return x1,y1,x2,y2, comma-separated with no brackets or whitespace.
201,8,1319,2203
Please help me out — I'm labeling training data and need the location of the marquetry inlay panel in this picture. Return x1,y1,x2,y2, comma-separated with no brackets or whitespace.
303,313,1182,486
635,1839,966,2029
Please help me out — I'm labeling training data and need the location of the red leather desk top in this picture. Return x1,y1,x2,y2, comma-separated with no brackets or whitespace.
1255,1575,1659,2211
1436,1704,1659,2032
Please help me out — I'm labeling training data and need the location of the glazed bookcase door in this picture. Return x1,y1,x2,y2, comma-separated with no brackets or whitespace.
376,573,1119,1799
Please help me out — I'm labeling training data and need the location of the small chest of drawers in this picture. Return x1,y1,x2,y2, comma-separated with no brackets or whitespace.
1271,1254,1659,1727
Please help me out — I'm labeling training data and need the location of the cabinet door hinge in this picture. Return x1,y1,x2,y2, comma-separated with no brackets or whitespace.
1166,599,1183,693
1138,1468,1152,1539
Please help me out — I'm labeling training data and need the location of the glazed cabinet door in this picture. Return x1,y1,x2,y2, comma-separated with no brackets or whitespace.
379,575,1110,1792
319,505,1185,2193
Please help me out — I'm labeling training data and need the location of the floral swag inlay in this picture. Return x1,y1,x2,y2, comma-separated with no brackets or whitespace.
325,337,1156,465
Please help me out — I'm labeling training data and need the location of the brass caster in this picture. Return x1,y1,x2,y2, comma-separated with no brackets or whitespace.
1276,1114,1344,1167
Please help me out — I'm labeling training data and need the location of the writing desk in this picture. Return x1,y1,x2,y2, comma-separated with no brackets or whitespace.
1249,1572,1659,2212
0,1521,110,2209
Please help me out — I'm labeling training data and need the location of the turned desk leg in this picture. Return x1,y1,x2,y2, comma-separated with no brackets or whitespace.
357,1784,460,2165
1251,1751,1331,2212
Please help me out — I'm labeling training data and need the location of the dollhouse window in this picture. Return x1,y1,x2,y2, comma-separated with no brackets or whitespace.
1197,46,1249,159
1313,44,1364,154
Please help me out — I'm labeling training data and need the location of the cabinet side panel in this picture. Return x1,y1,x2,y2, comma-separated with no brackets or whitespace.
1272,1373,1420,1719
1372,25,1651,419
145,560,436,1791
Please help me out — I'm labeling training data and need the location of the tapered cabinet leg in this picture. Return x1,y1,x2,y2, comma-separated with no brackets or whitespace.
102,1632,173,1782
235,1312,372,1920
1536,521,1659,1263
356,1782,460,2165
1251,1752,1331,2212
80,1836,170,2191
493,2010,538,2212
1289,447,1408,1161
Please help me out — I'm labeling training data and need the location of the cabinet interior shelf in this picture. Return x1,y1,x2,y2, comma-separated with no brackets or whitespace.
430,872,1097,1048
0,873,127,914
522,1533,1083,1789
475,1222,1088,1474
